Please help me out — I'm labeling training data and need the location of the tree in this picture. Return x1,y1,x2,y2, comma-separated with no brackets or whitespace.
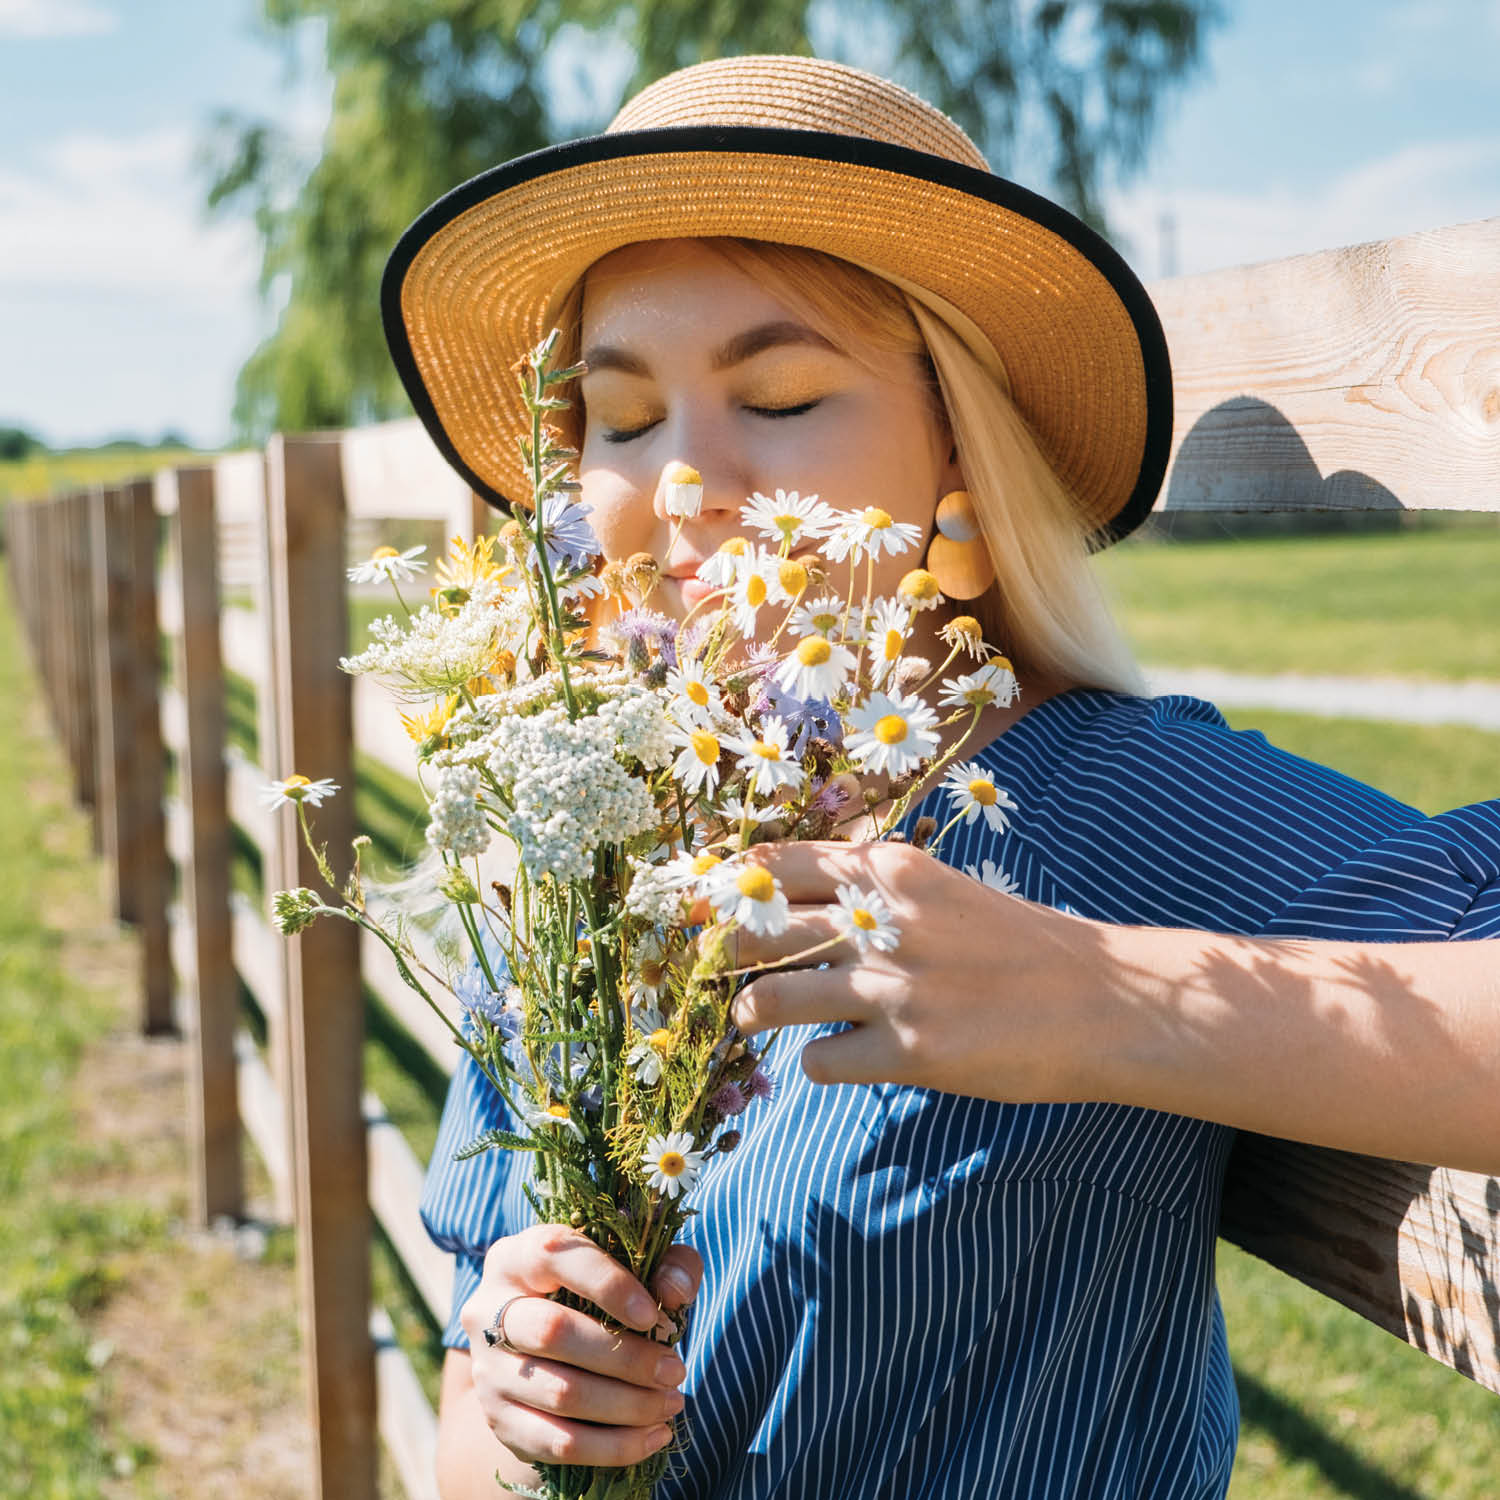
203,0,1219,440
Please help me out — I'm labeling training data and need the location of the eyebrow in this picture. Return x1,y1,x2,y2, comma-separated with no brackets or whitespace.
581,320,839,377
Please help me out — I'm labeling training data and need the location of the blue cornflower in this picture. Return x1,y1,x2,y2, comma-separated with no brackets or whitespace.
761,682,843,756
537,495,599,573
455,964,522,1039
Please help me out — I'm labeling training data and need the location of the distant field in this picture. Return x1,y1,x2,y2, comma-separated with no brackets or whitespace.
0,446,207,501
1097,517,1500,681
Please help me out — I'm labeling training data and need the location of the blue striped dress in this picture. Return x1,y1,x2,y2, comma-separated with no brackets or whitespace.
420,688,1500,1498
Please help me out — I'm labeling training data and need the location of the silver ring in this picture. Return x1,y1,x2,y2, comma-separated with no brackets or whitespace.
482,1293,527,1353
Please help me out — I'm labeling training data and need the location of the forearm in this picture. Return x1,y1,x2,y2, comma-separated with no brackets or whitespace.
1082,924,1500,1172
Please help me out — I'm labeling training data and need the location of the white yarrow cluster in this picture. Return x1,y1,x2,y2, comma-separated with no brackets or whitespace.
426,762,490,858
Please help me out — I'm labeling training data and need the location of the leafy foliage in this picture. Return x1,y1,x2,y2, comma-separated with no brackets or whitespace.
202,0,1219,439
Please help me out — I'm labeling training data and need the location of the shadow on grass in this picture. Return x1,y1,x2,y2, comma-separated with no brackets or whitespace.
1234,1365,1431,1500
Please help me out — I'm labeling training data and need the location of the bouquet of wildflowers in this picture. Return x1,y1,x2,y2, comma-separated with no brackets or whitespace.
267,332,1018,1499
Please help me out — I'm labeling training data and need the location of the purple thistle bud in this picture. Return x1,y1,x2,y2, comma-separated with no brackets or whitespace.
748,1067,775,1102
710,1080,749,1117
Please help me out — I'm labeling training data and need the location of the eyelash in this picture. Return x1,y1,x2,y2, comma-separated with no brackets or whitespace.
601,399,822,445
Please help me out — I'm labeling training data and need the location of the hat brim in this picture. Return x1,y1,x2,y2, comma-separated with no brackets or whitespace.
381,125,1172,547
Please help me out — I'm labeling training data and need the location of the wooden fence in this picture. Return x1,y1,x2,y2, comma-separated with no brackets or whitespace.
4,214,1499,1499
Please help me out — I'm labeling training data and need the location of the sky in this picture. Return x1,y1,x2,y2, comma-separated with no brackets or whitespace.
1,0,1497,450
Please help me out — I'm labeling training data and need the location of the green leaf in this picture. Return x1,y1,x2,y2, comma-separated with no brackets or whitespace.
454,1127,541,1160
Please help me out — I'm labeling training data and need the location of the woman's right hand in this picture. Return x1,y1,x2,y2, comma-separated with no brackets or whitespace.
459,1224,700,1469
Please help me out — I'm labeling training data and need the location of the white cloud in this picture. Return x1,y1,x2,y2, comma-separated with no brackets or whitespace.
1109,136,1500,279
0,0,117,38
0,125,259,297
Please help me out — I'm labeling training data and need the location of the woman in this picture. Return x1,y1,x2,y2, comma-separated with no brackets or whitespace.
381,55,1500,1498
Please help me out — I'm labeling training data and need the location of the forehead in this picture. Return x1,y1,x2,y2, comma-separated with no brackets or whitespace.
579,239,801,342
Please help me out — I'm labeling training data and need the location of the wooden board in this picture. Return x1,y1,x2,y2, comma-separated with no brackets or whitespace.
1149,216,1500,514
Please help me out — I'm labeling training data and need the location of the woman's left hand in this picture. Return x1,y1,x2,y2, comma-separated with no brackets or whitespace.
728,840,1095,1101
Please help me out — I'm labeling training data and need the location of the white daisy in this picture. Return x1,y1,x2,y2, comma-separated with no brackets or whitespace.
520,1097,585,1142
665,659,723,727
668,724,725,795
775,634,857,701
727,550,780,635
728,717,806,797
739,489,837,548
941,761,1018,833
715,794,781,826
655,848,727,897
629,935,669,1008
662,461,703,519
844,690,940,777
865,597,912,688
788,593,850,640
628,1025,675,1085
896,568,945,612
938,615,994,661
260,773,340,809
641,1131,705,1199
820,506,923,564
707,860,791,936
938,658,1020,711
696,537,753,588
966,859,1022,896
832,883,902,953
346,544,427,585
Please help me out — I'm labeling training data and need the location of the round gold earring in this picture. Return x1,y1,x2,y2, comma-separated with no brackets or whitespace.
923,490,995,600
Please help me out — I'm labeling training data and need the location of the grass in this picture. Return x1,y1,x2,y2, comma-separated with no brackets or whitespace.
1096,516,1500,680
0,447,207,503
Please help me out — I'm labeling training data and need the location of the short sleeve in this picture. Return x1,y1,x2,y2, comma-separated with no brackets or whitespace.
420,1049,535,1349
1258,799,1500,940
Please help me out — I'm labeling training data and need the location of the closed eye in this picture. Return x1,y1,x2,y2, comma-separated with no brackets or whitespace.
601,399,821,444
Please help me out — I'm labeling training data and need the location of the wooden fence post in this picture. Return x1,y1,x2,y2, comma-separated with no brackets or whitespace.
92,486,131,918
265,432,375,1500
169,465,243,1224
67,493,101,832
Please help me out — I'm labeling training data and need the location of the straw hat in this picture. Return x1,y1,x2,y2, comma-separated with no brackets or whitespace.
381,54,1172,546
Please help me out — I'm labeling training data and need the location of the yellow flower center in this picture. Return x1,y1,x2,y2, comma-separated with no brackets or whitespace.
852,907,878,931
692,853,722,876
649,1028,674,1052
992,655,1014,674
948,615,981,640
371,545,399,560
664,461,701,484
899,568,941,600
639,960,664,985
873,714,908,745
812,610,839,633
883,629,903,661
736,866,776,902
752,740,780,761
795,636,832,666
719,537,749,556
690,730,720,766
284,773,311,789
778,558,808,595
546,1103,570,1121
657,1151,687,1178
968,778,998,806
861,507,893,530
685,679,710,706
745,574,767,607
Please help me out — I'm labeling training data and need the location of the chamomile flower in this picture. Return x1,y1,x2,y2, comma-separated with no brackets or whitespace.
740,489,837,548
662,461,703,519
521,1098,585,1142
707,860,790,936
832,883,902,952
630,1000,667,1035
897,568,945,611
347,544,427,585
652,848,727,900
728,717,805,797
966,859,1022,896
774,634,857,702
727,550,780,635
844,691,940,777
696,536,752,588
628,1025,675,1086
938,658,1019,710
260,774,340,809
942,762,1018,833
665,659,722,727
715,794,781,827
865,597,912,687
788,593,849,640
641,1131,705,1199
821,506,923,563
668,724,725,795
939,615,994,661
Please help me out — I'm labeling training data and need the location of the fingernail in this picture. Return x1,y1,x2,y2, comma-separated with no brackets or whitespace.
663,1389,685,1414
656,1353,687,1384
650,1425,673,1451
660,1265,694,1300
628,1292,658,1327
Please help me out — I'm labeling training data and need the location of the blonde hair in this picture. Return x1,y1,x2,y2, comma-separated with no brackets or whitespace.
559,237,1146,696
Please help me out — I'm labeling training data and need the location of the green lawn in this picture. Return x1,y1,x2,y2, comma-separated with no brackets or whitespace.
1097,518,1500,681
0,447,206,502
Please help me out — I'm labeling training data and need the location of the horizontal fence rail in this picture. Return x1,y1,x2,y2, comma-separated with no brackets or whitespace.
3,214,1497,1500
